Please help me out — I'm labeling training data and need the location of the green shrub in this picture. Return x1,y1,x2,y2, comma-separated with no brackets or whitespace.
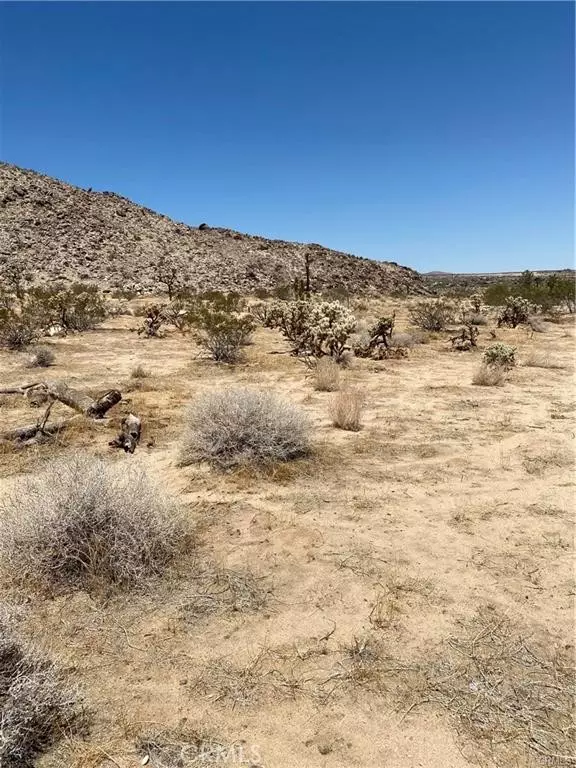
186,293,255,363
409,299,455,331
26,283,107,333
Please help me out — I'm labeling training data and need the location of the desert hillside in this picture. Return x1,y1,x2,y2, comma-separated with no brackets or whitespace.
0,163,425,295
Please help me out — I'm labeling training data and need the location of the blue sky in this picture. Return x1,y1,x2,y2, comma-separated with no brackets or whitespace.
0,1,573,272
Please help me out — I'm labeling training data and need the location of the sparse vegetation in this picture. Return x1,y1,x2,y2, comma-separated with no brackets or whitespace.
0,610,81,767
409,298,455,331
0,456,184,592
180,388,311,469
329,390,364,431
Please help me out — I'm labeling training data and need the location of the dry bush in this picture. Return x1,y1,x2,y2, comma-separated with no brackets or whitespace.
313,356,341,391
330,390,365,431
522,352,565,369
130,364,150,378
180,565,268,622
180,388,311,469
0,455,185,592
25,346,55,368
401,608,576,767
472,364,506,387
0,611,81,767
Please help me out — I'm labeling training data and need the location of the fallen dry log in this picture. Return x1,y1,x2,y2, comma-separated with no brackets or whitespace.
0,417,75,443
109,413,142,454
0,380,139,451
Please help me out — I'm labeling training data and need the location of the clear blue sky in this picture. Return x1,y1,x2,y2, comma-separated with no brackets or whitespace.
1,1,573,272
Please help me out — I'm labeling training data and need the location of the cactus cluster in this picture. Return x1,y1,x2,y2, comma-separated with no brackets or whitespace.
265,300,356,359
497,296,534,328
483,343,516,368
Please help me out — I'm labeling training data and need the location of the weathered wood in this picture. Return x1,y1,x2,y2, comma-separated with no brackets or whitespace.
109,413,142,454
0,416,76,442
1,381,122,418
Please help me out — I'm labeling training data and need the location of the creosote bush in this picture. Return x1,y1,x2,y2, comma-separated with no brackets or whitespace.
187,293,256,363
0,611,81,767
0,316,40,350
483,343,516,369
180,388,311,469
0,456,184,592
409,298,455,331
26,283,107,333
330,390,365,431
313,356,341,392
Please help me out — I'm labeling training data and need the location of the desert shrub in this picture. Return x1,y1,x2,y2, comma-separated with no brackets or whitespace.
409,298,455,331
26,346,55,368
313,356,341,391
248,301,272,325
484,271,575,313
0,612,81,767
131,364,150,378
265,300,356,359
178,293,255,363
0,456,184,592
0,314,41,350
483,343,516,368
180,389,311,469
472,364,506,387
450,324,479,351
26,283,107,333
389,331,415,348
522,352,565,369
497,296,533,328
329,390,364,431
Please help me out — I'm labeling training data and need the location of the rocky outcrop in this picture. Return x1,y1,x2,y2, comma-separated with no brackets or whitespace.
0,163,425,295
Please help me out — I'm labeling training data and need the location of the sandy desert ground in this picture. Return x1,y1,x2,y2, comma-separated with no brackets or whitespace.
0,298,574,768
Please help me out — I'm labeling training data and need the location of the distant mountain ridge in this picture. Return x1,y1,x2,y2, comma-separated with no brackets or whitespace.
0,163,426,296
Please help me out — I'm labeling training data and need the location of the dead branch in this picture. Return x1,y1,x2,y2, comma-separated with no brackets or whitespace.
109,413,142,454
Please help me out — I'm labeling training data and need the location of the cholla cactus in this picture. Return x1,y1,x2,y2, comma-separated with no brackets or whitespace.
497,296,532,328
469,293,483,313
483,343,516,368
450,324,479,351
266,300,356,359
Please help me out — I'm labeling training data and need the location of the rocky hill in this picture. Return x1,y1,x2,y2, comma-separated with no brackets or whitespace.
0,163,425,295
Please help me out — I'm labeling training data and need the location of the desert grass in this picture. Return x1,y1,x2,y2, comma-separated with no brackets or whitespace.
329,390,365,431
312,356,341,392
130,363,150,378
472,364,506,387
522,351,566,369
